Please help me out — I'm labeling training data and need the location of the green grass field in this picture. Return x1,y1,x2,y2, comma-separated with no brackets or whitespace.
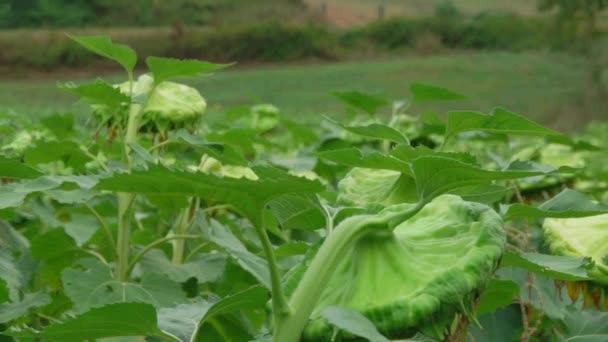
0,51,603,131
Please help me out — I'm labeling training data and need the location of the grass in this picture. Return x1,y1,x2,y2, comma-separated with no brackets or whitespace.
0,51,603,131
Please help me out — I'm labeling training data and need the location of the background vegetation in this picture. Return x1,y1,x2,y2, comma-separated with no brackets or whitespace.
0,0,606,128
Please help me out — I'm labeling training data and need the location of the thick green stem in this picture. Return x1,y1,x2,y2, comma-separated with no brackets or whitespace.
272,203,424,342
116,192,134,281
115,85,141,282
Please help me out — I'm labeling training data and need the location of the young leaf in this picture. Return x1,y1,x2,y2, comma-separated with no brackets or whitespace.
67,35,137,74
8,302,175,341
0,156,43,179
503,189,608,220
146,56,233,84
475,279,518,315
445,108,561,142
320,306,390,342
500,252,592,281
58,80,129,109
332,91,388,115
409,83,468,102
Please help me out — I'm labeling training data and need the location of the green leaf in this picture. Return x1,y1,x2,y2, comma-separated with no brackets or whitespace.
476,279,519,315
170,130,248,166
203,220,271,289
0,156,43,179
450,184,509,204
8,302,174,341
58,80,129,110
409,83,468,102
500,251,592,281
470,306,522,342
267,194,326,231
140,249,226,284
146,56,232,84
24,141,92,173
96,165,323,228
0,292,51,323
158,286,266,342
503,189,608,220
62,258,187,313
410,156,562,202
558,308,608,341
445,108,561,142
0,175,98,209
320,306,390,342
317,148,409,172
327,118,408,144
68,35,137,74
40,112,74,138
332,91,388,115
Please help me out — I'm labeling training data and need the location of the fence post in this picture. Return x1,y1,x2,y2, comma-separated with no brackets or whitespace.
378,4,385,20
320,1,328,18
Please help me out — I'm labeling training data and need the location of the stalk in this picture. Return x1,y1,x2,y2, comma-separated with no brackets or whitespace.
171,207,191,264
272,203,424,342
254,218,291,326
115,83,141,282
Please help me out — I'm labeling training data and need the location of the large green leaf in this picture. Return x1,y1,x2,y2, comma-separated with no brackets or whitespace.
0,175,98,209
475,279,519,315
158,286,266,342
328,118,409,144
557,308,608,341
0,292,51,323
332,91,388,115
140,249,226,284
317,148,409,172
24,141,92,172
68,35,137,74
0,156,43,179
7,303,174,341
61,258,187,313
470,306,522,342
146,57,232,84
203,220,271,289
320,306,390,342
96,165,323,228
168,130,247,166
445,108,561,142
409,83,468,102
267,193,326,231
500,252,592,281
503,189,608,220
410,155,566,201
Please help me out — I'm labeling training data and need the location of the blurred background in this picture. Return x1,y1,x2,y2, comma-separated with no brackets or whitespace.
0,0,607,131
